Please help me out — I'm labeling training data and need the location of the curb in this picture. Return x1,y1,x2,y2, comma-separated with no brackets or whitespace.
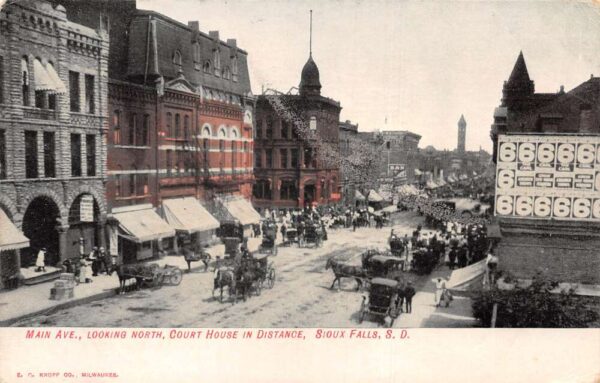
1,262,208,327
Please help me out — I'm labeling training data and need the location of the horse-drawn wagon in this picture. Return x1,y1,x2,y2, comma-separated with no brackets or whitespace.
358,277,401,327
259,220,278,255
300,223,323,248
114,263,182,294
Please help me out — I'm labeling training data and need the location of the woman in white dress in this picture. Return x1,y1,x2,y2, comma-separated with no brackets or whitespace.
35,248,46,272
432,277,447,306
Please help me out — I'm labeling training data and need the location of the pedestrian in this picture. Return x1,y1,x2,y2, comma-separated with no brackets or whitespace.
432,277,447,307
352,218,357,232
89,246,99,276
485,250,499,286
35,247,47,272
98,247,111,275
79,256,92,284
448,248,457,270
404,281,416,313
280,222,287,242
457,244,468,268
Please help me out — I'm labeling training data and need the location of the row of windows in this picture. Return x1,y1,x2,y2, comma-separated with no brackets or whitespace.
174,45,239,81
253,179,336,200
19,57,95,114
254,148,317,169
114,172,149,198
256,117,314,140
112,111,150,146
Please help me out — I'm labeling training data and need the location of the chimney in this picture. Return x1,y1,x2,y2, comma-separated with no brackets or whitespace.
188,21,199,31
559,85,565,94
579,104,593,133
227,39,237,48
209,31,219,41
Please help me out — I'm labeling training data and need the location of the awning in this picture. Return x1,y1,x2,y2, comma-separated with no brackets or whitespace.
368,190,384,202
223,197,261,226
45,63,67,94
414,169,423,176
162,197,219,234
0,209,29,251
33,59,56,92
114,208,175,243
355,190,366,201
426,180,439,189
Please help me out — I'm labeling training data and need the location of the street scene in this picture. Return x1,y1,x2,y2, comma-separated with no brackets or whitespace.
0,0,599,329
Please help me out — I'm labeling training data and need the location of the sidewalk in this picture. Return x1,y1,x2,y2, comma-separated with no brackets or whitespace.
395,265,478,328
0,255,198,326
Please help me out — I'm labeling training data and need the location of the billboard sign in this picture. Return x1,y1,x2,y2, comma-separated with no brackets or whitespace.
494,134,600,221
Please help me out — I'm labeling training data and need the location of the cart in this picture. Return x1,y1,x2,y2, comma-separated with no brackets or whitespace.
358,277,401,327
253,253,276,290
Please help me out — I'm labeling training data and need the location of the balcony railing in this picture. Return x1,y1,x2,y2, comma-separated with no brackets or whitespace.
23,107,56,121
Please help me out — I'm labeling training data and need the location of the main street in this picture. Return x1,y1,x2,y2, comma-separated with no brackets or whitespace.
14,211,475,328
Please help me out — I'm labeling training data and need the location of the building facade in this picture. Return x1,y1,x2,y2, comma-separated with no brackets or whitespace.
490,52,600,284
0,0,109,287
457,114,466,153
253,54,341,209
56,0,256,262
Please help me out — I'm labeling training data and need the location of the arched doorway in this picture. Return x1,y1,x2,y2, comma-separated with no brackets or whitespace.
304,183,316,207
22,197,60,267
67,194,100,260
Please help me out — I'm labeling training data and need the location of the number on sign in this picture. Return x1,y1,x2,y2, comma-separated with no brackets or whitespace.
533,196,552,217
536,143,555,164
497,169,515,189
499,142,517,162
496,195,514,216
557,143,575,165
576,144,595,165
515,196,533,216
553,197,571,218
592,199,600,219
518,143,536,163
572,198,591,219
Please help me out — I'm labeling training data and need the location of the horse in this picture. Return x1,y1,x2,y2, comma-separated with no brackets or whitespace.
184,249,212,272
213,267,237,303
112,264,144,295
325,257,366,291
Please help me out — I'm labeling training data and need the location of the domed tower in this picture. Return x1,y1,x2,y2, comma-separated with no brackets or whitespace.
457,114,466,153
299,55,321,97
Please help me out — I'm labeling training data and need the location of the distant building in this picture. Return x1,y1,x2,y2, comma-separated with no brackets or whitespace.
254,53,341,209
376,130,421,185
490,52,600,284
457,114,466,153
338,120,359,205
0,0,109,287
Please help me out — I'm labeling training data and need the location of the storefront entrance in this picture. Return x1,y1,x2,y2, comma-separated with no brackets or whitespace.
21,197,60,267
304,184,316,207
66,194,100,260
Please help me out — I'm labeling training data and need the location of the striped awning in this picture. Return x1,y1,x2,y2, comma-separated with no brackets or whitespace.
223,197,261,226
45,63,67,94
33,59,55,92
0,209,29,251
114,208,175,243
162,197,220,234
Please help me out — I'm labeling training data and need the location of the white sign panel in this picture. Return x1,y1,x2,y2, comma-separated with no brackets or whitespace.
495,134,600,221
80,195,94,222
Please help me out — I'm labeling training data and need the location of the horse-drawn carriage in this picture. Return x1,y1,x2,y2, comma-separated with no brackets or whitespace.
411,247,438,275
259,220,278,255
212,253,276,303
365,255,404,279
300,223,323,248
114,262,183,294
358,277,401,327
389,236,406,258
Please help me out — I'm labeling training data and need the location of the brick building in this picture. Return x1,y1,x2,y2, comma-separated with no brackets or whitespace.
338,120,359,205
253,54,341,210
54,0,257,262
490,52,600,284
0,0,109,287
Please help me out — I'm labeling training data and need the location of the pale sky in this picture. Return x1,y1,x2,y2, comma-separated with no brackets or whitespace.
140,0,600,152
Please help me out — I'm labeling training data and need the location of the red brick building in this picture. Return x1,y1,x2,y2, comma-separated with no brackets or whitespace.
253,54,341,209
57,1,256,262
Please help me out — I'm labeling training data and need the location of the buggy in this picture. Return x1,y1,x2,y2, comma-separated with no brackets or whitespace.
365,255,404,279
358,277,401,327
301,223,323,248
259,220,278,255
253,253,276,290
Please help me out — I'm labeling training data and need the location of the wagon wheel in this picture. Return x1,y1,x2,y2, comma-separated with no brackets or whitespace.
169,267,183,285
152,273,164,288
267,268,275,289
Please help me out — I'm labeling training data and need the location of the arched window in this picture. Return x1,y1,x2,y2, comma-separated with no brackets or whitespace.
213,48,221,70
113,110,121,144
173,50,182,72
223,67,231,80
140,114,149,146
21,57,30,106
193,42,201,69
203,60,211,74
219,140,225,170
174,114,180,138
218,126,227,138
115,166,123,197
129,166,137,196
184,115,190,140
128,113,137,145
166,112,173,137
229,127,239,139
202,125,212,137
232,56,239,75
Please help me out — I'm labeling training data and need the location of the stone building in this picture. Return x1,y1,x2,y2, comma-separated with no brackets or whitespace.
490,52,600,284
338,120,359,205
0,0,109,287
253,54,341,209
457,114,466,153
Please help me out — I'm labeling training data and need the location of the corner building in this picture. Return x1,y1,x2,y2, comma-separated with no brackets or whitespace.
253,54,341,209
0,0,109,287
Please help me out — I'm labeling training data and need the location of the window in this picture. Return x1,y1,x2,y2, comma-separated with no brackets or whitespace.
203,60,211,74
231,141,237,169
280,148,287,168
223,67,231,80
280,180,298,200
265,148,272,168
253,179,271,199
70,134,81,177
166,112,172,137
292,125,299,139
255,119,262,139
174,114,180,138
255,150,262,168
25,131,38,178
43,132,55,178
280,119,289,139
266,117,273,139
128,113,137,145
0,56,4,104
138,114,149,146
309,116,317,131
173,50,182,72
219,140,225,170
113,110,121,144
86,134,96,176
320,179,326,199
129,170,136,195
0,129,6,179
184,115,190,140
202,139,209,168
85,74,95,114
166,150,173,176
304,148,312,168
115,173,122,197
291,148,299,168
22,57,30,106
137,170,147,195
231,56,239,82
213,49,221,70
202,125,211,137
69,71,80,112
193,43,201,69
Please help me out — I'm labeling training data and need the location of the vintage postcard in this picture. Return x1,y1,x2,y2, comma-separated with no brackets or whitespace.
0,0,599,381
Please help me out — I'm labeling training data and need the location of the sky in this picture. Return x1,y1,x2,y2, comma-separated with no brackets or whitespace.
139,0,600,152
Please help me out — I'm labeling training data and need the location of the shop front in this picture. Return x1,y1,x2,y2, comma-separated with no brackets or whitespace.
218,195,261,238
0,208,29,289
112,205,175,264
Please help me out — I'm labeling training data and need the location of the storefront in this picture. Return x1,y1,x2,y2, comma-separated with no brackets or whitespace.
112,205,175,264
0,209,29,289
162,197,221,254
219,195,261,238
